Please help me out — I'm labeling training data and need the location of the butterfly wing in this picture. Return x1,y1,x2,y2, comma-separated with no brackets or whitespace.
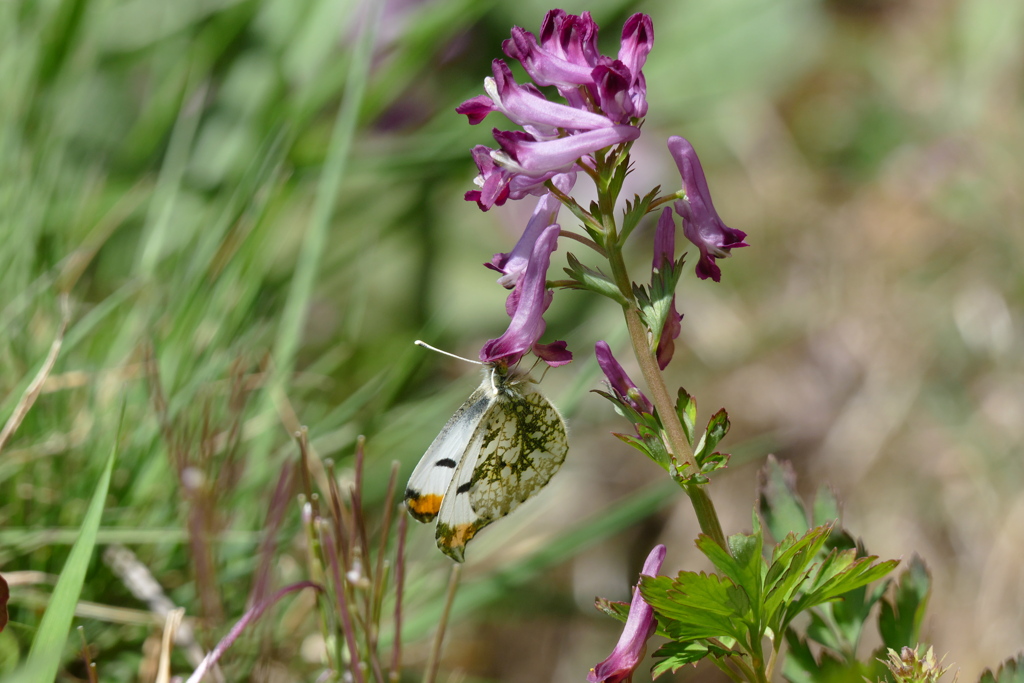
404,381,492,524
435,382,568,562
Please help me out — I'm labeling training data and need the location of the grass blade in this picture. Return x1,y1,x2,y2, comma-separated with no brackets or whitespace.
2,414,119,682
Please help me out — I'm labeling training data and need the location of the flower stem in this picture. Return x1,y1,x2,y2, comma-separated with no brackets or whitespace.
622,306,727,550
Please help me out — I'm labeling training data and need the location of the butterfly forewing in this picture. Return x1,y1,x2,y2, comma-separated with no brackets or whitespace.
404,383,491,523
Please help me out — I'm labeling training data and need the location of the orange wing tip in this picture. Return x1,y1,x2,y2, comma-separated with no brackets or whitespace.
436,522,480,563
405,492,443,523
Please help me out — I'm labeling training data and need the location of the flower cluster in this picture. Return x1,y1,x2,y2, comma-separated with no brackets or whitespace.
458,10,651,212
457,11,751,371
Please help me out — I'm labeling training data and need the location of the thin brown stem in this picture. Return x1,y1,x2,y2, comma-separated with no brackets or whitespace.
559,229,606,257
422,565,461,683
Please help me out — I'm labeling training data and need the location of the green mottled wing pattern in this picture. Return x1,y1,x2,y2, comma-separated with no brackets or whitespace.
467,386,568,526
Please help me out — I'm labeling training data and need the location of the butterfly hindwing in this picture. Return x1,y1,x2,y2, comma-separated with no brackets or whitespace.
468,387,567,523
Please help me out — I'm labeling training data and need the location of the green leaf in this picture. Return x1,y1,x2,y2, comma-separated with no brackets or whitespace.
699,452,730,476
695,408,730,466
634,249,684,349
6,431,118,683
696,524,764,614
594,597,630,623
787,550,899,622
763,526,831,632
564,253,628,304
675,388,697,446
825,576,890,655
979,654,1024,683
812,484,842,527
782,628,862,683
878,554,931,650
640,573,750,642
619,187,662,244
759,455,810,541
651,641,709,677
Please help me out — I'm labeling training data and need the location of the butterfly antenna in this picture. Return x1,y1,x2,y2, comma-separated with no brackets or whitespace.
414,340,484,366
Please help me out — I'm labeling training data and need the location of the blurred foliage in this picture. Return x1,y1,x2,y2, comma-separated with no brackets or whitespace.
0,0,1022,680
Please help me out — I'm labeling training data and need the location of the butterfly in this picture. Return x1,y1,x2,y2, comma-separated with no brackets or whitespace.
404,356,568,562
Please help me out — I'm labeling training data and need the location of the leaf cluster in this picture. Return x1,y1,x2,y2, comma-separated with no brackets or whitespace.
640,511,898,680
594,386,731,484
759,457,933,683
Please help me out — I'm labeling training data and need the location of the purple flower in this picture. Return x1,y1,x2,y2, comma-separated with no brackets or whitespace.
588,545,667,683
653,208,682,370
667,136,748,282
503,17,597,91
480,224,571,367
487,183,573,288
591,58,636,124
456,60,616,136
595,341,653,415
492,125,640,175
462,12,652,211
617,14,653,118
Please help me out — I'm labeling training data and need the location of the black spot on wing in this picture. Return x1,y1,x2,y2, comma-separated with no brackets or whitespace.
456,482,472,494
435,458,458,468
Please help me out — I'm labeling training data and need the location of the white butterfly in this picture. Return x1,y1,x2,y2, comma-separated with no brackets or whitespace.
405,349,568,563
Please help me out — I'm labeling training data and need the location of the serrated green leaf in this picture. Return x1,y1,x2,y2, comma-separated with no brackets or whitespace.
979,654,1024,683
812,484,841,527
619,186,662,244
787,552,899,622
878,554,930,650
676,388,697,446
594,597,630,623
637,425,671,470
700,452,730,475
564,253,628,304
635,250,684,349
696,525,764,614
695,408,730,465
640,573,750,642
759,456,809,542
651,641,709,677
764,527,832,632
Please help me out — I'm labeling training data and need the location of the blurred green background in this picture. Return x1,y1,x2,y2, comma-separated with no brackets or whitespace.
1,0,1022,680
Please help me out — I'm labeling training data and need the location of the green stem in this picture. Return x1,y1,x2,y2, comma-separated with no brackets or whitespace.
592,160,729,552
622,306,727,550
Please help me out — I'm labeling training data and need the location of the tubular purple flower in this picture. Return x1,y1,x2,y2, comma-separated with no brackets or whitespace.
653,208,682,370
588,544,667,683
540,10,600,69
457,60,617,135
487,179,574,287
595,341,653,415
493,125,641,175
480,224,566,367
465,145,512,211
617,14,653,118
667,136,748,282
505,12,605,112
591,59,635,124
